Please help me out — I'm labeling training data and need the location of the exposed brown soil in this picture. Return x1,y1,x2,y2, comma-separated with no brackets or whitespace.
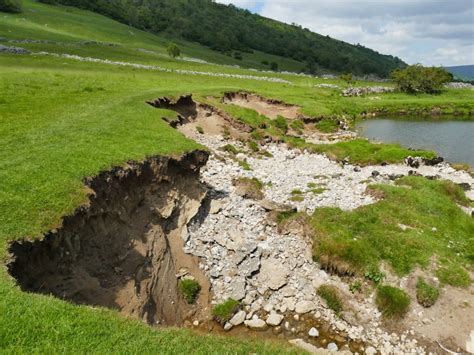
8,151,212,326
399,269,474,353
147,95,251,140
222,92,300,120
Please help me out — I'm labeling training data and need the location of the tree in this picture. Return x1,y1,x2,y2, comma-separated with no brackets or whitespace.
340,73,354,85
391,64,452,94
166,43,181,58
270,62,278,72
0,0,22,13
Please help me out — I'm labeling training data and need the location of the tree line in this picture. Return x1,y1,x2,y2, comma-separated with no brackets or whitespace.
31,0,406,77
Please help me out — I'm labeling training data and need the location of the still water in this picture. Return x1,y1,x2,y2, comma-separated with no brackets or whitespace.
356,118,474,166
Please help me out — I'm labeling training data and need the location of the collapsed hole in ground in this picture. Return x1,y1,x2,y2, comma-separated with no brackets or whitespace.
7,151,211,326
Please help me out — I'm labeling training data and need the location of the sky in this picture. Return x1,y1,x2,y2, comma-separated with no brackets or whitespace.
215,0,474,66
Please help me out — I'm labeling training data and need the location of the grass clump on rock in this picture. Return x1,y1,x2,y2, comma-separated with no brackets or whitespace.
317,285,344,315
416,278,439,307
179,279,201,304
376,286,410,318
233,177,264,200
221,144,239,155
195,126,204,134
212,298,241,324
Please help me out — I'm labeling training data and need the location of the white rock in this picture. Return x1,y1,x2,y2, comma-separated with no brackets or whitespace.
365,346,377,354
258,257,289,290
224,322,233,331
244,318,267,329
229,310,246,326
288,339,320,354
327,342,338,352
308,327,319,337
266,312,284,326
295,300,316,314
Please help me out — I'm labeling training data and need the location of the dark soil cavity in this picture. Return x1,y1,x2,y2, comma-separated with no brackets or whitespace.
8,151,211,326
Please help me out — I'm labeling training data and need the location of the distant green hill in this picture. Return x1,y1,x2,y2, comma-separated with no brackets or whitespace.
36,0,406,77
446,65,474,81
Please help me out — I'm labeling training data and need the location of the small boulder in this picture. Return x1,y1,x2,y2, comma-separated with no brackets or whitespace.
295,300,316,314
365,346,377,354
266,312,284,326
244,318,267,330
229,310,246,326
327,342,338,352
371,170,380,177
308,327,319,337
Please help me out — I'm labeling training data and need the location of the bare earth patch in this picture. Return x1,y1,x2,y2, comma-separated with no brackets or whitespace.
223,92,300,119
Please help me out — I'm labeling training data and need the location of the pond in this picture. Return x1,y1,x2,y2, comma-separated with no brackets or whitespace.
356,117,474,166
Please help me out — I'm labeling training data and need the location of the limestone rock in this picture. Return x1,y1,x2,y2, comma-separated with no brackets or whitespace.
244,318,266,330
308,327,319,337
229,310,246,326
266,312,284,326
258,257,289,290
295,300,316,314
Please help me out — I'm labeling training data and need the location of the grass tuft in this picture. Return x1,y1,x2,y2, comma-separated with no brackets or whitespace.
212,299,241,324
436,264,471,288
416,278,439,307
317,285,344,315
179,279,201,304
376,285,410,318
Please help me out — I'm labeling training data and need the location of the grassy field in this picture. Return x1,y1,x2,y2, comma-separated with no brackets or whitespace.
1,1,473,352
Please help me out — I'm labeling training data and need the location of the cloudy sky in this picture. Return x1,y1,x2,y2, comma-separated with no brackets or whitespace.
216,0,474,66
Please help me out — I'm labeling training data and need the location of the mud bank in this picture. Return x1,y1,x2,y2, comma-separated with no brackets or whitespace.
8,151,211,326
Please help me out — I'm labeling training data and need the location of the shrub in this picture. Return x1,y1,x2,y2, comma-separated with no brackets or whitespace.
391,64,452,94
166,43,181,58
233,51,243,60
317,285,344,315
416,278,439,307
376,286,410,318
436,264,471,288
212,298,241,324
270,62,279,72
340,73,353,85
0,0,22,13
179,279,201,304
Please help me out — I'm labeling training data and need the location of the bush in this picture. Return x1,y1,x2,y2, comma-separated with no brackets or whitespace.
270,62,278,72
376,286,410,318
166,43,181,58
179,279,201,304
416,278,439,307
317,285,344,315
212,298,241,324
247,140,259,152
340,73,353,85
391,64,452,94
0,0,22,13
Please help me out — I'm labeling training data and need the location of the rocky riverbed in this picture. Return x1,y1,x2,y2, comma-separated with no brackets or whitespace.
180,130,473,354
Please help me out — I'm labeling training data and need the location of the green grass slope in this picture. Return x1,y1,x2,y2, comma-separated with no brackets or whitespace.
0,1,473,352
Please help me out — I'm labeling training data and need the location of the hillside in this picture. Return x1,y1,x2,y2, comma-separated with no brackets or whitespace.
35,0,406,76
446,65,474,81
